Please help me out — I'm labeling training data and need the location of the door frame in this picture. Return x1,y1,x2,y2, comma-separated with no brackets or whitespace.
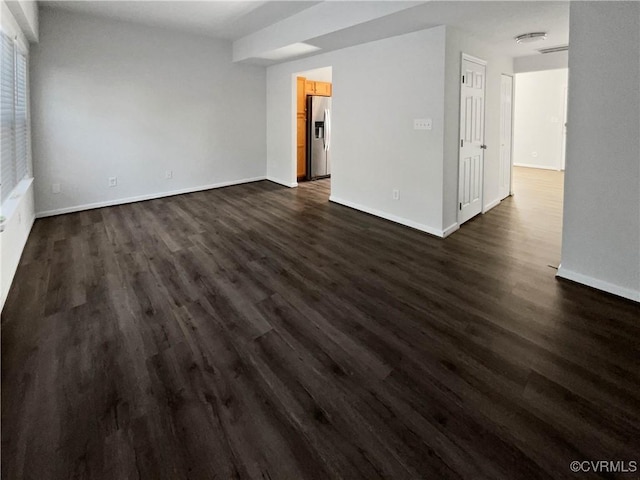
560,84,568,171
457,53,488,225
500,73,515,198
290,67,333,188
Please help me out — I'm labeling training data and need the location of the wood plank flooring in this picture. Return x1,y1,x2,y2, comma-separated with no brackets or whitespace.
2,167,639,479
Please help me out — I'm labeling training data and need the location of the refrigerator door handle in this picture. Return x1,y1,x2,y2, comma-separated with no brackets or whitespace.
324,108,331,151
322,110,326,151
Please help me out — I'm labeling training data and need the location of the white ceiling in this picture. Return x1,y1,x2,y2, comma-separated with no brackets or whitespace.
42,1,570,62
308,2,569,59
43,1,321,40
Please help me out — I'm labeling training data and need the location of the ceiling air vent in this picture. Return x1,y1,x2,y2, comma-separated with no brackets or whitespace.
538,45,569,54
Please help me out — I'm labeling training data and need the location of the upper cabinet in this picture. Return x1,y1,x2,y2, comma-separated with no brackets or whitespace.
305,80,315,96
305,80,332,97
314,81,332,96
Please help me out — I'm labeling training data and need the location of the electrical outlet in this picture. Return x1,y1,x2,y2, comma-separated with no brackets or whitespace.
165,170,173,179
52,183,61,194
392,189,400,200
108,176,117,187
531,151,538,158
413,118,432,130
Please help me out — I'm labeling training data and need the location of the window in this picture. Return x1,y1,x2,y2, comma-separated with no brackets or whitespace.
1,30,29,204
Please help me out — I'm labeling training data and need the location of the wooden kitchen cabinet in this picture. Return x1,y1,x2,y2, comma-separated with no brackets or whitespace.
314,81,332,96
297,77,308,179
297,116,306,177
304,80,332,97
297,145,306,178
305,80,316,95
296,76,306,112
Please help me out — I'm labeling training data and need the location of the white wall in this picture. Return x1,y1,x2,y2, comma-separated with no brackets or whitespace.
443,27,514,229
558,1,640,302
267,27,448,235
31,9,267,217
297,66,332,83
1,0,36,312
513,69,568,170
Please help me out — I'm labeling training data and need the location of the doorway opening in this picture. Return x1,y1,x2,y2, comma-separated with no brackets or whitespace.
292,67,333,199
510,67,569,267
513,68,568,173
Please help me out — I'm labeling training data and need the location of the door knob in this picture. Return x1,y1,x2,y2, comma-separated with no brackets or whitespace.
480,144,487,149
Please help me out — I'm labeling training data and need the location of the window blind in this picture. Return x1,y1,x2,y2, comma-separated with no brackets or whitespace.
15,52,27,183
1,30,15,203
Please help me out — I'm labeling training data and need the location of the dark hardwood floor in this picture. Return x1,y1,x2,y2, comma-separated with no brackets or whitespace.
2,168,639,479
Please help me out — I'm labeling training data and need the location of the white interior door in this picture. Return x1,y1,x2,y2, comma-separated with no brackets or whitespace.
499,74,513,200
458,55,486,225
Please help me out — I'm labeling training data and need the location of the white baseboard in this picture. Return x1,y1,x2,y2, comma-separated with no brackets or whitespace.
442,222,459,238
556,264,640,303
36,176,266,218
513,163,561,171
329,195,445,238
266,176,298,188
482,197,501,214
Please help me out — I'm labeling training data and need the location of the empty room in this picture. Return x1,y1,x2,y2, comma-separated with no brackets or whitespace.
1,1,639,479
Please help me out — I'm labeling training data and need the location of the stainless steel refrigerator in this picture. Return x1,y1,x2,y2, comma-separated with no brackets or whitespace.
306,96,331,180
